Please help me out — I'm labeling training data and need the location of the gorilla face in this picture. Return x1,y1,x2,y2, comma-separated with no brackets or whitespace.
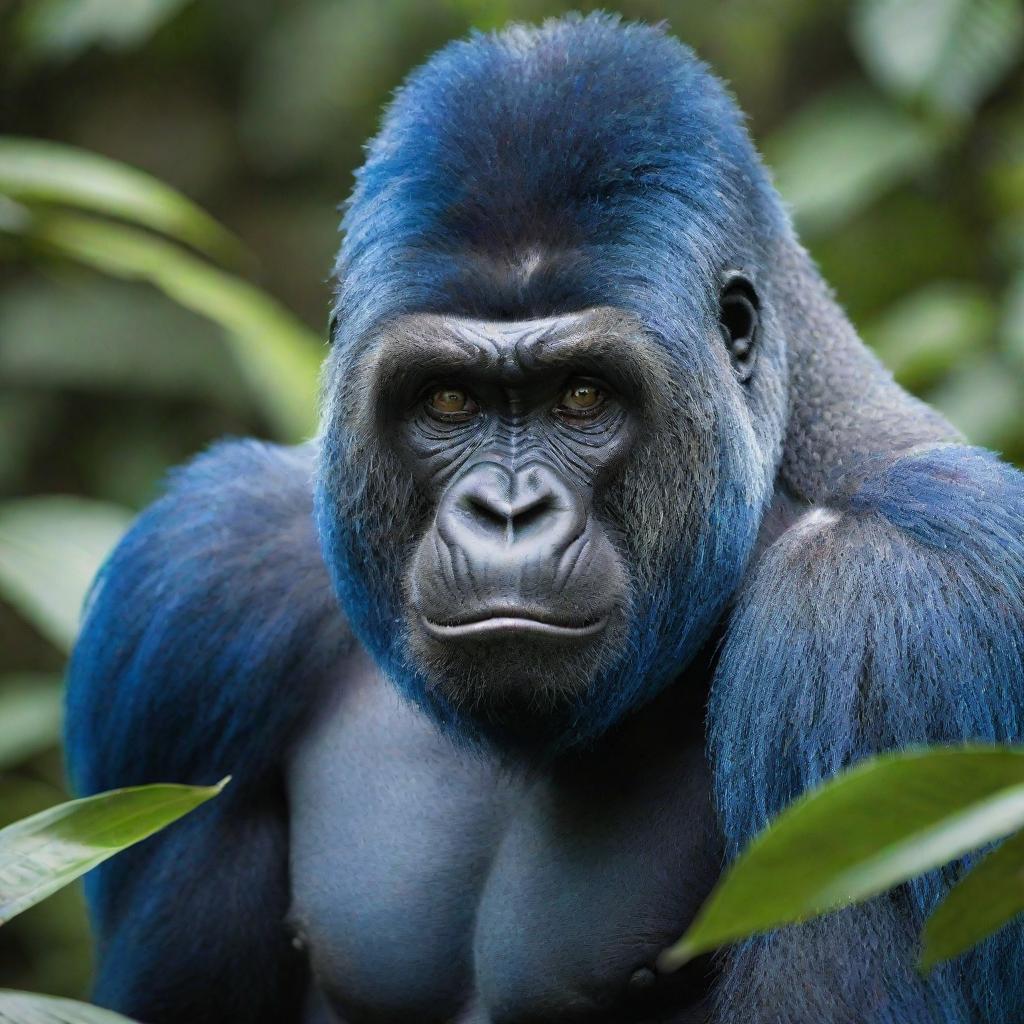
317,279,777,753
397,311,637,718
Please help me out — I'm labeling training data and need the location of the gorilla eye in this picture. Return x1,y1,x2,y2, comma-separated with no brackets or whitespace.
557,380,605,417
719,276,759,384
427,387,478,420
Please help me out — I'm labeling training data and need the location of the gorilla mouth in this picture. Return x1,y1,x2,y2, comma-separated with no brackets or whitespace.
421,608,608,640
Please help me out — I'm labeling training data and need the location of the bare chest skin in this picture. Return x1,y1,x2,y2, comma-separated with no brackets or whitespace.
287,646,721,1024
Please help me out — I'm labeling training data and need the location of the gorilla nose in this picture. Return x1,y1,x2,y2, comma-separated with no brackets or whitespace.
442,462,581,553
465,481,552,539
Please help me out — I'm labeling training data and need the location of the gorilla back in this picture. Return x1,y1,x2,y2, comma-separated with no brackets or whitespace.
66,14,1024,1024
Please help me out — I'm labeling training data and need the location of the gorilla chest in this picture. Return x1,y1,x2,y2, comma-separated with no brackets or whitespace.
287,664,720,1024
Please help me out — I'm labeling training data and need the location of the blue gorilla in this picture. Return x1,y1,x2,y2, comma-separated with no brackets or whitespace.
66,14,1024,1024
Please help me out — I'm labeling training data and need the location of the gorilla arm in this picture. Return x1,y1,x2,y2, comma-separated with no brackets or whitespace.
64,441,350,1023
708,244,1024,1023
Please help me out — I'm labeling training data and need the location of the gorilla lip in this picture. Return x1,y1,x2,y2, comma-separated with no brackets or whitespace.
421,610,607,640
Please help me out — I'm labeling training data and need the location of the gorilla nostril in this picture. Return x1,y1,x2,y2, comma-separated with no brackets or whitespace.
461,487,556,540
448,463,577,547
464,493,508,531
509,494,554,537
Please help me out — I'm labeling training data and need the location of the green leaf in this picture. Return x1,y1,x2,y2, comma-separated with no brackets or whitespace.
15,0,193,61
851,0,1024,118
29,213,321,441
0,138,241,263
0,990,138,1023
0,779,228,925
0,498,133,652
661,746,1024,970
764,89,945,237
0,276,250,410
928,354,1024,449
864,282,996,388
0,675,64,771
921,829,1024,968
0,196,31,234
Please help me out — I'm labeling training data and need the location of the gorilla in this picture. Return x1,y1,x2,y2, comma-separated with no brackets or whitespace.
66,14,1024,1024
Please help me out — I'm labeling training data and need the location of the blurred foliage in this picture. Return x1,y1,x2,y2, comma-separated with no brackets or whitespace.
0,0,1021,1000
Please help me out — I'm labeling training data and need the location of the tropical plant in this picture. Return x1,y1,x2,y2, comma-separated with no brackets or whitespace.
663,745,1024,972
0,779,226,1022
0,132,323,1001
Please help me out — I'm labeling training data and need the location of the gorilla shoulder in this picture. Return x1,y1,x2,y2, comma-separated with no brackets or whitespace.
65,440,351,796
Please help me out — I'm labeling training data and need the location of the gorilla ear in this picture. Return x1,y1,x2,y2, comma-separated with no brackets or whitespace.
719,275,759,384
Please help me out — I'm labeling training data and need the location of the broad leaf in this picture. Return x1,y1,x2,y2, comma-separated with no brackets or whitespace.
0,780,227,925
661,747,1024,969
0,196,30,234
921,828,1024,968
0,675,63,770
765,89,945,237
0,497,133,651
852,0,1024,118
0,137,240,262
0,989,138,1022
0,277,250,410
864,282,996,388
29,213,321,441
928,354,1024,449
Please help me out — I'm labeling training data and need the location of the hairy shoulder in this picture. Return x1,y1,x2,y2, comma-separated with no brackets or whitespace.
711,446,1024,1019
65,439,351,795
713,443,1024,842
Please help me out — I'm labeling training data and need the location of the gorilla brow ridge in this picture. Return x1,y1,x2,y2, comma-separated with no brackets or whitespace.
367,308,678,410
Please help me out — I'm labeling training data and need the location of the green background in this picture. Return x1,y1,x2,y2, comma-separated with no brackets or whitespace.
1,0,1023,999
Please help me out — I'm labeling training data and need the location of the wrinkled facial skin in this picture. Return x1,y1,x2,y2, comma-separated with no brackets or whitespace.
396,315,636,721
316,296,780,755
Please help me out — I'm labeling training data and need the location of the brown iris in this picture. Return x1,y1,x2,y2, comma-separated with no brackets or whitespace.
427,387,477,418
559,380,604,414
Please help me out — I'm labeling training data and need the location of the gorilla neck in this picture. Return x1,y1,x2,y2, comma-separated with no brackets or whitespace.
456,625,722,770
770,239,956,503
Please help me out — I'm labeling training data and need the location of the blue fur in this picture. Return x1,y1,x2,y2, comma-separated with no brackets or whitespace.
710,445,1024,1021
317,13,787,748
67,440,346,797
330,13,786,347
65,440,348,1014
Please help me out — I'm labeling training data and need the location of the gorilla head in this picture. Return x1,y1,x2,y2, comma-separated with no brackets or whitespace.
316,14,791,753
